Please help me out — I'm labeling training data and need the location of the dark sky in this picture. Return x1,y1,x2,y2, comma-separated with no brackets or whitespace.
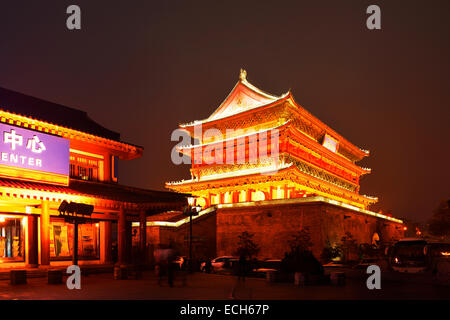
0,1,448,222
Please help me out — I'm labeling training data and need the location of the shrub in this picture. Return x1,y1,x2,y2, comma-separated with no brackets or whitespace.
320,240,342,263
234,231,260,259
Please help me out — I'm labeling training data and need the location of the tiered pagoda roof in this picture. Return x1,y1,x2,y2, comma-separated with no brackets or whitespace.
179,69,369,163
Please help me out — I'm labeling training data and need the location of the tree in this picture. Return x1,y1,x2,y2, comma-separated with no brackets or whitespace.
320,240,342,263
280,227,325,275
235,231,260,259
288,227,313,253
428,200,450,237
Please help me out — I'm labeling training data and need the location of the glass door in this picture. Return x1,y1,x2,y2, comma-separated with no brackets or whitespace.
0,216,25,262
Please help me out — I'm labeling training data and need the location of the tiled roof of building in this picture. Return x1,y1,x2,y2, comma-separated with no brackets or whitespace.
0,178,187,204
146,211,186,222
0,87,121,141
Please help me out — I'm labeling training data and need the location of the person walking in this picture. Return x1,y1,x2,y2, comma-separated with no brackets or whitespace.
230,254,247,299
167,245,176,287
238,255,247,282
154,245,163,286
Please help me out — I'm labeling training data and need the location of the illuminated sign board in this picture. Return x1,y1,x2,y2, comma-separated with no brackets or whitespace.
322,134,338,153
0,123,70,186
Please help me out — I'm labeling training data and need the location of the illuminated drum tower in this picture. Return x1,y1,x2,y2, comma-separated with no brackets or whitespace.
166,70,403,259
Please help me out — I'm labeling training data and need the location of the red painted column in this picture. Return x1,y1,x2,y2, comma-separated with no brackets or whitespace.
101,220,112,264
267,187,274,200
40,200,50,266
232,192,237,203
139,209,147,264
27,214,38,268
118,206,127,266
203,197,210,208
246,189,253,202
283,184,289,199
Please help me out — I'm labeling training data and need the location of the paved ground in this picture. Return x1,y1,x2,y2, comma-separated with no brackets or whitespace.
0,269,449,300
0,264,114,280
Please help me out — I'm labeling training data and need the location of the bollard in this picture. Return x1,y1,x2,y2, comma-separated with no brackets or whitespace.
114,266,128,280
330,272,345,286
10,270,27,285
113,266,120,280
294,272,306,286
266,271,275,283
48,269,63,284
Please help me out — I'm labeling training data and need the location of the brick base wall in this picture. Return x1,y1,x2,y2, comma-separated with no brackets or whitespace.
145,200,403,262
216,201,403,260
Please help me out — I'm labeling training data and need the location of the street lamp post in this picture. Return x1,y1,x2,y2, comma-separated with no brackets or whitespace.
189,211,193,270
185,196,200,272
73,220,78,265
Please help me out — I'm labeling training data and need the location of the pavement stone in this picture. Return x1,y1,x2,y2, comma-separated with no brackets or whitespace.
0,270,448,300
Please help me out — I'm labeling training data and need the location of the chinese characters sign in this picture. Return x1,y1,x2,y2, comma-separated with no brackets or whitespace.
0,123,69,185
322,134,338,153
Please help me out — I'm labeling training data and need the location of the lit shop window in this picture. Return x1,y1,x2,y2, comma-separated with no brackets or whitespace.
50,219,100,260
0,217,24,262
69,155,99,181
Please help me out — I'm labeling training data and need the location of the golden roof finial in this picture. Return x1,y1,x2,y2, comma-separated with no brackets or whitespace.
239,68,247,81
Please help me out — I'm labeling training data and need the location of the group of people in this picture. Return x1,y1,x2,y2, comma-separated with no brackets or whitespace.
153,244,251,295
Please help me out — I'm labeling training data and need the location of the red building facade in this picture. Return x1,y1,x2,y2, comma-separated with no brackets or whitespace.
0,87,186,269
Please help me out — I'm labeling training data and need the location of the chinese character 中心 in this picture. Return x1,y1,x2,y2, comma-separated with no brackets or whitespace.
26,135,46,153
3,129,23,150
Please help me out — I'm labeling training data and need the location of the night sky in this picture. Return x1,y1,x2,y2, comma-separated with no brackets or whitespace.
0,1,448,223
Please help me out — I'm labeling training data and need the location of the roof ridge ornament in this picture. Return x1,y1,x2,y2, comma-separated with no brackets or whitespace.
239,68,247,81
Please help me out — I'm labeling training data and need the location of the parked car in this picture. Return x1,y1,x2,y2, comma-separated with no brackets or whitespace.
252,259,282,273
425,242,450,272
200,256,238,272
389,238,428,273
251,259,282,277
